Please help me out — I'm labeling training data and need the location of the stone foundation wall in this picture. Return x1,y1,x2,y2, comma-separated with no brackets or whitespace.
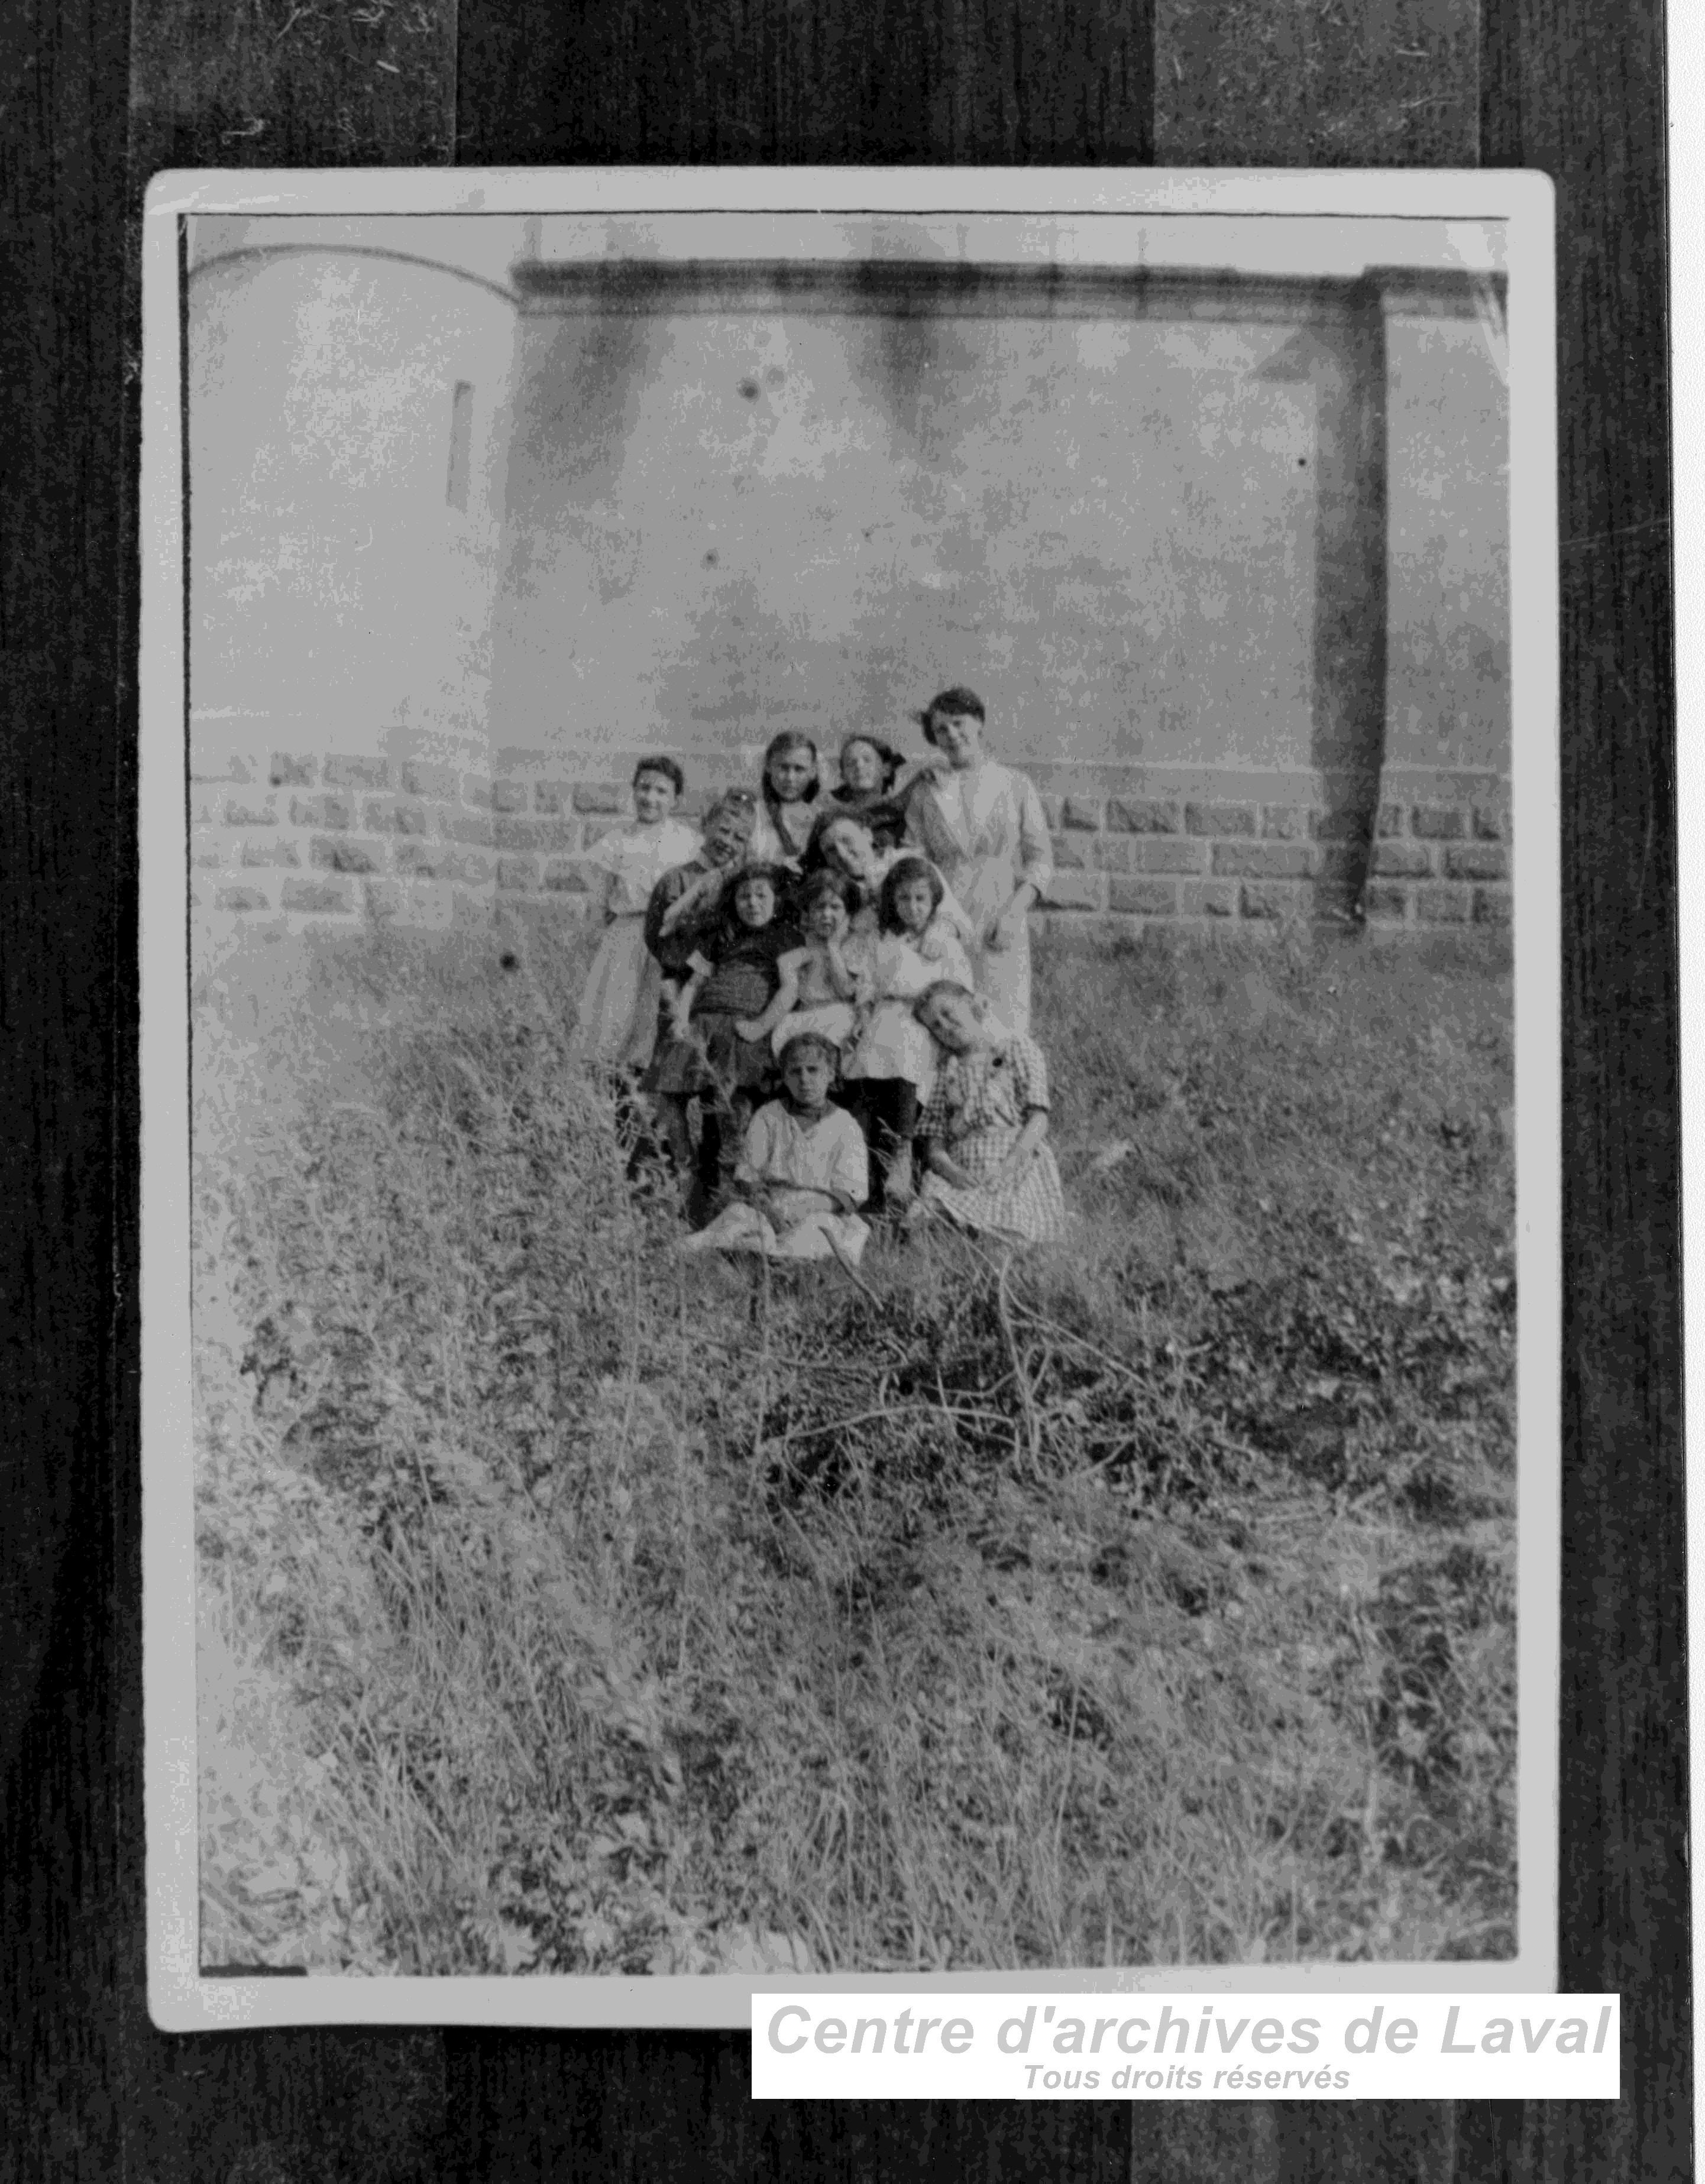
189,748,1512,963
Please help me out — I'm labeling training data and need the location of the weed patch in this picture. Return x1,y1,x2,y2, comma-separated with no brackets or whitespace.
192,921,1517,1972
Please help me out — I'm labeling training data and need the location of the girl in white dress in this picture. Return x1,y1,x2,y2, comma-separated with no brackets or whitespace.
900,686,1053,1037
568,757,701,1072
680,1032,871,1266
840,857,975,1210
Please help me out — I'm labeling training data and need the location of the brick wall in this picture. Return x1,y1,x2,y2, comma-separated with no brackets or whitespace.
189,751,655,961
1364,788,1514,934
189,749,1511,958
1027,769,1512,937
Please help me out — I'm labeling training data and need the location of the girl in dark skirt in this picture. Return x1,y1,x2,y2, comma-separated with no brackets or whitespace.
644,861,798,1221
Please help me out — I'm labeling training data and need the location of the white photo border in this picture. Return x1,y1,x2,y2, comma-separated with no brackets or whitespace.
141,165,1560,2032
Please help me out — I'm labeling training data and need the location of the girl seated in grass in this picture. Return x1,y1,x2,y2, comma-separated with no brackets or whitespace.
567,756,701,1073
680,1031,871,1266
840,857,976,1211
643,861,797,1218
742,871,868,1063
906,980,1069,1245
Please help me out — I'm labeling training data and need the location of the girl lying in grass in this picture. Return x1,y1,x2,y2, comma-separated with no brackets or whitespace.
907,980,1069,1245
680,1031,871,1265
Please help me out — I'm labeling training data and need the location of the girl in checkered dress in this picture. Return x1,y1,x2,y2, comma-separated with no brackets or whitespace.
907,981,1069,1245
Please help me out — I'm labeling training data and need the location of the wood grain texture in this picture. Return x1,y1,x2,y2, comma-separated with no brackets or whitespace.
128,0,457,174
1,0,135,2171
1,0,1681,2173
454,0,1153,165
1154,0,1479,165
1481,9,1687,2184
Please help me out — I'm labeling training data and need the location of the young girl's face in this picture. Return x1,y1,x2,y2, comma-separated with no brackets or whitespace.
704,804,755,864
823,819,875,877
918,989,982,1053
734,874,777,929
766,745,816,802
805,891,850,943
633,769,677,824
782,1045,834,1113
892,874,935,935
840,740,884,796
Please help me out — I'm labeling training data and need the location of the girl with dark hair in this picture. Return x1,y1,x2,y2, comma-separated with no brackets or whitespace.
740,870,867,1062
829,733,923,852
746,730,821,866
567,755,701,1071
804,806,979,949
900,686,1053,1036
644,861,798,1220
680,1031,871,1266
800,806,890,926
839,856,975,1210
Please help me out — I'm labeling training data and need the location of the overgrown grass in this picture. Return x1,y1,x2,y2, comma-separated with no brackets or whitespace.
193,916,1517,1975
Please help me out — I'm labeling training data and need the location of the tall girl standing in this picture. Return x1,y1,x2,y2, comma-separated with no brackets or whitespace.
745,730,821,866
900,686,1053,1037
567,756,701,1072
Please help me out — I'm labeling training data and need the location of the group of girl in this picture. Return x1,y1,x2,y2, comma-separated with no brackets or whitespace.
566,686,1067,1263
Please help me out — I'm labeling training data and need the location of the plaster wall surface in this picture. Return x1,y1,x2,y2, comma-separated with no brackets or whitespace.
1384,312,1510,775
490,306,1324,775
188,247,518,777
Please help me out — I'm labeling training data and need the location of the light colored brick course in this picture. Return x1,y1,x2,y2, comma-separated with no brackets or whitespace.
1371,841,1432,879
1134,838,1206,874
324,756,390,789
1443,843,1508,882
1211,841,1316,879
282,878,354,913
1185,802,1258,838
1410,805,1466,841
1107,876,1178,916
1107,797,1182,834
310,836,386,874
1040,872,1103,911
1416,883,1471,923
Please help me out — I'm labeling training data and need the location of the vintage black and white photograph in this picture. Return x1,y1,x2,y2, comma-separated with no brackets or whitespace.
143,174,1557,2023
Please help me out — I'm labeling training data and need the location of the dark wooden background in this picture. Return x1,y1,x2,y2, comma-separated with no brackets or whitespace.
2,0,1680,2175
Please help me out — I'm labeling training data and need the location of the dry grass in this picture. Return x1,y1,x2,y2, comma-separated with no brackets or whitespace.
192,913,1518,1975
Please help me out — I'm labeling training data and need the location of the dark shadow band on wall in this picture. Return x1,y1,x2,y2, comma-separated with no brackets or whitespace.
500,255,1508,935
